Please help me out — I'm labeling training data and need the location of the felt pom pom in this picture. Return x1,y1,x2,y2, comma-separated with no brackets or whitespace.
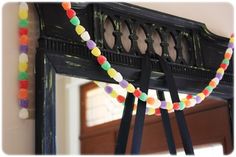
155,108,161,116
19,80,29,89
75,25,85,35
173,102,180,110
139,93,148,101
70,16,80,26
62,2,71,10
117,95,125,103
147,97,155,105
87,40,97,50
18,89,28,99
107,68,117,78
104,86,112,94
126,84,135,93
97,55,107,65
91,47,101,57
19,28,28,35
101,61,111,71
66,9,76,19
220,63,228,70
20,35,28,45
113,73,123,82
19,108,29,119
119,80,129,88
186,95,193,99
133,89,142,97
202,89,210,97
81,31,90,41
110,90,118,98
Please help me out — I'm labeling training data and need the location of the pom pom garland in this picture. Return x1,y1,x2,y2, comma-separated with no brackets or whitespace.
18,3,30,119
61,2,233,117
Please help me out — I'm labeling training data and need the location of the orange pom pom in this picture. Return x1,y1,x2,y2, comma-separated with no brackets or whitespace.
209,80,216,88
184,100,191,108
18,89,28,99
147,97,155,105
62,2,71,10
224,53,232,60
20,35,28,45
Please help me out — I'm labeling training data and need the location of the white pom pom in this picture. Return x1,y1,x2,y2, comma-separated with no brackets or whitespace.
19,53,28,63
188,98,197,108
20,2,28,11
113,73,123,82
19,108,29,119
212,77,220,86
80,31,90,41
226,48,233,55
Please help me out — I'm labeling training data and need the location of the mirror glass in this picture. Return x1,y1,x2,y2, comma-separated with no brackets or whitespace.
55,74,191,154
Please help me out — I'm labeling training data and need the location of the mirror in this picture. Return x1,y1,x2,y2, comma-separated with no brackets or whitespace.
55,74,189,154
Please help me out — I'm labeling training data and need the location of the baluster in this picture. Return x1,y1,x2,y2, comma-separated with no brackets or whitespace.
174,31,184,64
128,20,138,55
192,31,203,67
112,16,123,53
143,24,154,55
159,28,170,61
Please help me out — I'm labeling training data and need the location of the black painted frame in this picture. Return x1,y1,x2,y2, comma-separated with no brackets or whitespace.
34,2,233,154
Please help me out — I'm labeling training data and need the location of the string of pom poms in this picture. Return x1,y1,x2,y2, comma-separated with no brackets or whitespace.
62,2,234,116
18,2,30,119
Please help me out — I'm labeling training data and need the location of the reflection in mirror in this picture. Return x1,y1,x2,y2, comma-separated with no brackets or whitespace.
55,75,223,155
55,74,189,154
56,74,90,154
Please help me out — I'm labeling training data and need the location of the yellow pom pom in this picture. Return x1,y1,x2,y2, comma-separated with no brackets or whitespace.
107,68,117,78
91,47,101,57
230,37,234,43
19,10,28,19
110,90,118,98
197,93,205,100
148,108,155,115
166,102,173,110
126,83,135,93
216,67,224,75
75,25,85,35
19,63,28,72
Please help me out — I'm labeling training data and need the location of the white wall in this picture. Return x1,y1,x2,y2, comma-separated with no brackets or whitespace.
1,2,233,154
134,2,233,37
2,3,39,154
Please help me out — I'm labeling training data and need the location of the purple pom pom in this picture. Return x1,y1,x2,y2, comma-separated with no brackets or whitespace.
119,80,128,88
215,73,223,80
20,45,28,53
86,40,96,50
19,99,29,108
105,86,113,94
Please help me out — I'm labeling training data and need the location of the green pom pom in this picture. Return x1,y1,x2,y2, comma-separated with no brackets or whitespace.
139,93,147,101
19,19,28,27
18,72,28,80
179,101,185,110
206,86,213,92
222,59,230,65
101,61,111,71
70,16,80,26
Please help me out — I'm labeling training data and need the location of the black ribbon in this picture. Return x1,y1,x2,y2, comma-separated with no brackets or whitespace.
156,55,194,155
